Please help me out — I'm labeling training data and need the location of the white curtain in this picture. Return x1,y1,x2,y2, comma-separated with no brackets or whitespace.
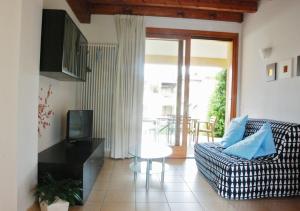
77,44,118,155
111,15,145,159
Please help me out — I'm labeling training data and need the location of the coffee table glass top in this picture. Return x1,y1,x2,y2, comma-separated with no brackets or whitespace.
129,142,172,159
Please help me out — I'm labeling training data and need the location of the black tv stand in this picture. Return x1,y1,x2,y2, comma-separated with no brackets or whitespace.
67,138,92,143
38,138,105,204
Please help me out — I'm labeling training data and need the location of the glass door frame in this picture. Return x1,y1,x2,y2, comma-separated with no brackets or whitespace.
146,28,239,158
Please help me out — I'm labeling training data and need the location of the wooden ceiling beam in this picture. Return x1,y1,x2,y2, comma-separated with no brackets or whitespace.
66,0,91,23
90,4,243,22
88,0,258,13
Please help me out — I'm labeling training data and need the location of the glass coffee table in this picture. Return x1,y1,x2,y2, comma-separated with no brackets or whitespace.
129,143,172,191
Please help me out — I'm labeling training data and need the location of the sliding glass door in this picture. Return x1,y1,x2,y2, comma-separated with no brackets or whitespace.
144,28,238,158
142,38,189,157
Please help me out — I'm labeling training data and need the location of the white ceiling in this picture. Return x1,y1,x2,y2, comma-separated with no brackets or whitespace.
146,39,230,59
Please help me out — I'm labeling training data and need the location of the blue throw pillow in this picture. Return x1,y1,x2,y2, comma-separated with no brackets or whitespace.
223,122,276,160
254,123,276,158
221,115,248,148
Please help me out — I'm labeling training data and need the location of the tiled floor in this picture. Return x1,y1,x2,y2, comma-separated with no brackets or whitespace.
70,158,300,211
33,158,300,211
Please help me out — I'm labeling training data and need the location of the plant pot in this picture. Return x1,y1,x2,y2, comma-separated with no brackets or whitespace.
40,198,69,211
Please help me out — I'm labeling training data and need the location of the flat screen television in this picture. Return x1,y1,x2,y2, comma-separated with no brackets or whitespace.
66,110,93,140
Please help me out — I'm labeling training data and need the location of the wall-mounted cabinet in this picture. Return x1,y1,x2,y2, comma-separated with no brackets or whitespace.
40,9,88,81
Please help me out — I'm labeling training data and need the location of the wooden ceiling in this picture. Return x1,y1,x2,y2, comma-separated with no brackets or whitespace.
66,0,259,23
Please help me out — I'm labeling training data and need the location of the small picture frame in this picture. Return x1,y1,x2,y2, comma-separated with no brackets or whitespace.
277,59,293,79
266,63,276,82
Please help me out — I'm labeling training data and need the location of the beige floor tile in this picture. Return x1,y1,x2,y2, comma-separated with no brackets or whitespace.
113,159,133,169
100,167,113,173
166,159,188,166
193,191,234,211
70,159,300,211
160,175,185,183
100,203,135,211
136,191,167,203
263,198,300,211
200,201,233,211
112,165,132,172
92,180,110,191
135,178,164,192
186,180,215,192
164,170,183,176
162,182,191,191
165,192,198,203
87,190,106,203
103,191,135,203
96,171,113,182
181,172,203,183
109,173,134,183
168,203,204,211
101,165,114,172
136,203,170,211
69,202,101,211
228,199,269,211
106,180,135,191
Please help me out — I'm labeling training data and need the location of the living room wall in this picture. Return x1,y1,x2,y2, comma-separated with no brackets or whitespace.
0,1,22,210
38,0,107,152
38,77,77,152
0,0,43,210
240,0,300,123
40,0,243,152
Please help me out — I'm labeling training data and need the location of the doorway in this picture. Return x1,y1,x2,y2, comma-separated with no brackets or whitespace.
142,39,187,155
142,28,239,158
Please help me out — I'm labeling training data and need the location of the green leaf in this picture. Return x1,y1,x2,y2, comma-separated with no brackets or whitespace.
208,69,227,137
34,173,82,205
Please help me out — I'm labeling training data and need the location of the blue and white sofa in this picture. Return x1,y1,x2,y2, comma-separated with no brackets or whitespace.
194,119,300,200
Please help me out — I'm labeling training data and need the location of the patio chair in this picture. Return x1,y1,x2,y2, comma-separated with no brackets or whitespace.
196,116,217,143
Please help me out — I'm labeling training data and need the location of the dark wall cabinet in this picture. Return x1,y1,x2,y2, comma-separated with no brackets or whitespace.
40,9,88,81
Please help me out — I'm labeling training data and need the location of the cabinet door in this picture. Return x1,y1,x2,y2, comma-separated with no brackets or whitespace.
62,15,80,77
78,34,88,81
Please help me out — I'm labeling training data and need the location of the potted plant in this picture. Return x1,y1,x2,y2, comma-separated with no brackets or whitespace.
35,173,82,211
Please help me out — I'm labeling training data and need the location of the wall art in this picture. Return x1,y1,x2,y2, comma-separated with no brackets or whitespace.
38,85,54,137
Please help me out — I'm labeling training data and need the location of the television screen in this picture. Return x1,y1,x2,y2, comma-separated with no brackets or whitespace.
67,110,93,140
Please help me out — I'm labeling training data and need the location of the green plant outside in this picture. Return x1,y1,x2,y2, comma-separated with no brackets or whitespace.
208,69,227,137
35,173,82,206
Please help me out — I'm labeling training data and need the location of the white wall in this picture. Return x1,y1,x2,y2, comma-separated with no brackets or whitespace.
240,0,300,123
40,0,242,149
17,0,43,210
43,0,117,43
0,0,241,209
38,0,86,151
0,0,42,210
39,1,117,152
38,77,77,152
0,0,21,210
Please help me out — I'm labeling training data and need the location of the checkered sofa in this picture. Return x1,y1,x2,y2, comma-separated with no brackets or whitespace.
194,119,300,200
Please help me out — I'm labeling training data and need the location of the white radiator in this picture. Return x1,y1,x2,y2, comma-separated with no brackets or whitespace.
77,43,118,155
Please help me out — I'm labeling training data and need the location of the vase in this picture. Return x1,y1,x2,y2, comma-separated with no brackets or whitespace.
40,198,69,211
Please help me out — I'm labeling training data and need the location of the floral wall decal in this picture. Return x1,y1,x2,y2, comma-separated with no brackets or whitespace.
38,85,54,137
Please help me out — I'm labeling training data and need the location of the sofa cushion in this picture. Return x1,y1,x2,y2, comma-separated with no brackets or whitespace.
255,123,276,158
223,123,276,160
221,115,248,148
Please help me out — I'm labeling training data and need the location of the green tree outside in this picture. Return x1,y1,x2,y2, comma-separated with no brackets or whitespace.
208,69,227,137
